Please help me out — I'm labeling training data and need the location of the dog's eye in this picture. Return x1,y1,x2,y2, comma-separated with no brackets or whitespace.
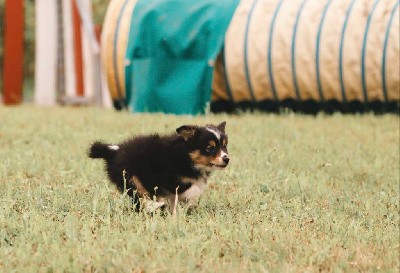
206,146,215,153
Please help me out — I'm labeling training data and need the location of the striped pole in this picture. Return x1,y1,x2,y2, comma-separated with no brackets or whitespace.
72,0,85,97
2,0,24,105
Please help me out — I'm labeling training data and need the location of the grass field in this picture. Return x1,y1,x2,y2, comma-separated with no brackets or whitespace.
0,106,399,272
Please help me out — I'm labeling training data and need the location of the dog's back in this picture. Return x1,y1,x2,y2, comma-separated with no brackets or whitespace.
89,134,190,196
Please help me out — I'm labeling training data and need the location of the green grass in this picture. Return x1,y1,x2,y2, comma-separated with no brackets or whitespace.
0,106,399,272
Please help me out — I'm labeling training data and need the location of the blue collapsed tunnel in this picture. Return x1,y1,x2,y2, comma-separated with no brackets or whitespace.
102,0,400,114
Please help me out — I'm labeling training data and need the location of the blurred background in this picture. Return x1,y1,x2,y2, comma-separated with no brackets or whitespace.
0,0,109,102
0,0,398,113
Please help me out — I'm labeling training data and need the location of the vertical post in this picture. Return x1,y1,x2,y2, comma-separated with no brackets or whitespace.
2,0,24,105
81,0,95,100
75,0,111,107
34,0,58,105
56,0,66,101
96,25,113,108
62,0,76,99
72,0,85,97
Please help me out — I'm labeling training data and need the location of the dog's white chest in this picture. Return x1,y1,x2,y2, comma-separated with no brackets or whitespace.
179,180,207,202
148,177,209,212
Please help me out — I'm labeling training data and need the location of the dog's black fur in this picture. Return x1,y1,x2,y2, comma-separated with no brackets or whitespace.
89,122,229,210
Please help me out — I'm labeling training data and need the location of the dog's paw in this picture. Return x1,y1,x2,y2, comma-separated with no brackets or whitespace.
145,200,166,214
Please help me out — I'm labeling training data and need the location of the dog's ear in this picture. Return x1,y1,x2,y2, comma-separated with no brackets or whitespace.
176,125,197,141
217,121,226,132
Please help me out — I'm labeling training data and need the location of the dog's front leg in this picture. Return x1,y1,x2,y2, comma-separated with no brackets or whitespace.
179,183,206,210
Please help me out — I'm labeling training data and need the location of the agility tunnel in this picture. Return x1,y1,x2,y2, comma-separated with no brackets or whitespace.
102,0,400,114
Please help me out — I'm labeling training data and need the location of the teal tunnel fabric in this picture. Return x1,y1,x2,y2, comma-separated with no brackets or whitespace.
124,0,240,114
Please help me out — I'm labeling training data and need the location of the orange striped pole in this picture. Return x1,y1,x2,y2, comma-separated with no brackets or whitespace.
2,0,24,105
72,0,84,97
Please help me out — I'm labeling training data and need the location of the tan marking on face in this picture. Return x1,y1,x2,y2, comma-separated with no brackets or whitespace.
222,138,227,147
208,140,216,148
130,176,149,198
210,150,225,165
189,150,211,167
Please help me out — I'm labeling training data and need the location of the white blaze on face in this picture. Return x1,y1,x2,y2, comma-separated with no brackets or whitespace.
206,127,221,140
219,150,228,161
207,127,229,165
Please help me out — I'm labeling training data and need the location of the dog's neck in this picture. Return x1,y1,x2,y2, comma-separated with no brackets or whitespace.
192,165,212,179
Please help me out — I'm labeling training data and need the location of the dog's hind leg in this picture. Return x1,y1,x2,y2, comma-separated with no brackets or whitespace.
129,176,167,213
129,176,149,198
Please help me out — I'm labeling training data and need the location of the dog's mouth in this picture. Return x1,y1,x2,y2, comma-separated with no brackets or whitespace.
209,163,228,169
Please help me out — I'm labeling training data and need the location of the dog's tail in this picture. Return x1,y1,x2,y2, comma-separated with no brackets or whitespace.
88,141,118,161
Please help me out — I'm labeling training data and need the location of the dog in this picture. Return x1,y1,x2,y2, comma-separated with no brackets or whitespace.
88,121,229,212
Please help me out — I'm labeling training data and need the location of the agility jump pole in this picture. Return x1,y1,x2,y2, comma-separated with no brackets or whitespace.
2,0,24,105
72,0,85,97
35,0,110,106
34,0,58,105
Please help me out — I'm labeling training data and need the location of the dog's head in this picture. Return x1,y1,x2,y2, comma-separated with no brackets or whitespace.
176,121,229,171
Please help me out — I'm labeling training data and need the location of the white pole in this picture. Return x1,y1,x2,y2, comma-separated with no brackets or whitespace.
62,0,77,99
34,0,58,105
81,0,95,101
76,0,112,107
100,64,113,108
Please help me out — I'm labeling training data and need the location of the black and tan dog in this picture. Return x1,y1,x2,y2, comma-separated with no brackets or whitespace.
88,122,229,212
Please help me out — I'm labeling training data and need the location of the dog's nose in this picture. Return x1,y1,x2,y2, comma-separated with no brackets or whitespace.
223,156,230,164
